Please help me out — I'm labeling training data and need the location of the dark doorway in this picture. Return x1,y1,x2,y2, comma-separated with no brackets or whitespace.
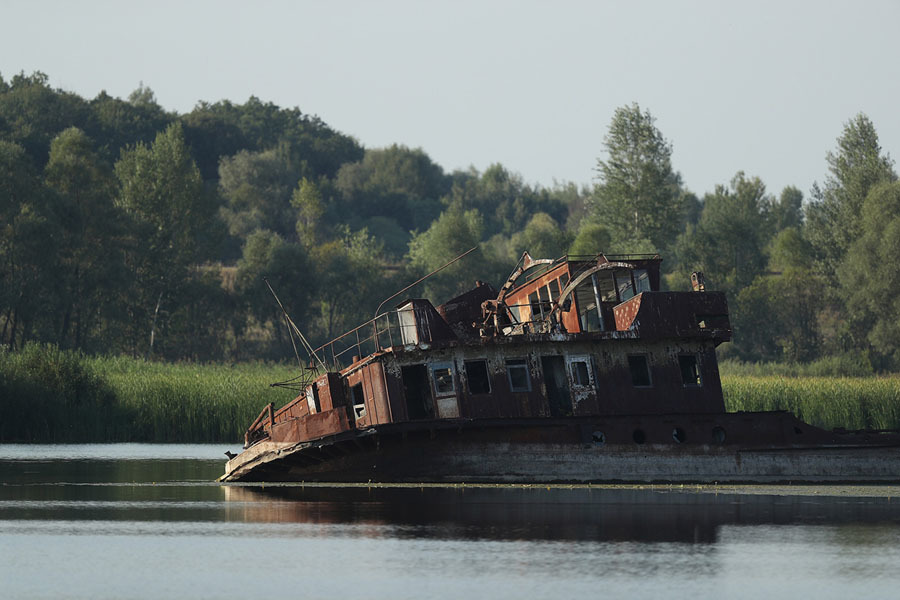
541,355,572,417
402,364,434,420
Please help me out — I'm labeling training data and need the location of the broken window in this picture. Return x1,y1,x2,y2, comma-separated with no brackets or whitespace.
634,269,651,293
464,360,492,395
679,355,702,387
615,271,635,302
431,362,455,396
538,285,552,315
575,281,600,331
548,279,561,302
568,355,593,387
351,383,366,419
596,272,617,303
628,355,652,387
506,358,532,392
528,291,541,321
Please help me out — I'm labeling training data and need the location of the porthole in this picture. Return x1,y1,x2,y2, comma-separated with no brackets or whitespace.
672,427,686,443
632,429,646,444
712,426,726,443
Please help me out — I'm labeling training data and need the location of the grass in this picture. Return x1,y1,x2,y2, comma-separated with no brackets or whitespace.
722,375,900,431
87,356,299,443
0,345,298,443
3,345,899,442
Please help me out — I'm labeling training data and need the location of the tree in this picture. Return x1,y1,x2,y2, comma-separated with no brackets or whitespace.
44,127,126,350
806,113,896,283
675,172,773,295
235,230,314,357
87,90,172,166
218,146,302,240
512,213,569,259
769,186,804,232
446,164,568,238
0,140,57,348
591,103,684,252
569,222,612,256
407,202,485,302
309,228,391,343
115,122,217,355
841,181,900,364
292,177,325,248
334,144,448,234
0,72,94,168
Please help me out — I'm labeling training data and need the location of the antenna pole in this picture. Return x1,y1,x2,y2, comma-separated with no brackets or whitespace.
374,246,478,318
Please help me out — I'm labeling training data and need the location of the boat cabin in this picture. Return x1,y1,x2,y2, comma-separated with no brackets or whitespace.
244,253,732,449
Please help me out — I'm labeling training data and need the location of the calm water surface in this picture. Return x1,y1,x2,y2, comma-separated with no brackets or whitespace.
2,444,900,599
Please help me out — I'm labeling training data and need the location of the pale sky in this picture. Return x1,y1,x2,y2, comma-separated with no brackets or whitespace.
2,0,898,201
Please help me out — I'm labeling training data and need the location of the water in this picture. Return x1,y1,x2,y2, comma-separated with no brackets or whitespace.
2,445,900,599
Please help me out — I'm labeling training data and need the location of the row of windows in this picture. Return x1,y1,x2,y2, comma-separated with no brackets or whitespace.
425,353,702,398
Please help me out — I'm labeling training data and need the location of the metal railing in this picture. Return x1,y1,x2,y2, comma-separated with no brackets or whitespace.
310,306,425,372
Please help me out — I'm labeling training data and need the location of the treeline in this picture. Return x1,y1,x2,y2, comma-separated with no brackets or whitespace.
1,71,898,368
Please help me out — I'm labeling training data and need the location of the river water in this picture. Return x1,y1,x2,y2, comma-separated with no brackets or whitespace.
2,444,900,599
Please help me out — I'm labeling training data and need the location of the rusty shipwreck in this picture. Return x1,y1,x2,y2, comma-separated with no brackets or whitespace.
221,252,900,483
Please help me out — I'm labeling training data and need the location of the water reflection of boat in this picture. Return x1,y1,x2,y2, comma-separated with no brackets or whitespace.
222,252,900,484
223,485,900,544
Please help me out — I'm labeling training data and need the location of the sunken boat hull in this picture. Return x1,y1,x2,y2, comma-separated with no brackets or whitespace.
222,253,900,484
222,413,900,484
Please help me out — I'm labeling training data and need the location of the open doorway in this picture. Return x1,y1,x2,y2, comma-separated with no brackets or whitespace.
541,355,572,417
402,364,435,420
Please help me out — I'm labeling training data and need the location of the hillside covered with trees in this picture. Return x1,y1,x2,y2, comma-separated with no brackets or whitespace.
1,71,898,370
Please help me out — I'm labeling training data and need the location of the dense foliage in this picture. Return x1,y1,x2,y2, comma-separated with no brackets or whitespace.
0,72,898,369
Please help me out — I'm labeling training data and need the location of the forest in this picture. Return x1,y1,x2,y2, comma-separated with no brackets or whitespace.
1,70,899,371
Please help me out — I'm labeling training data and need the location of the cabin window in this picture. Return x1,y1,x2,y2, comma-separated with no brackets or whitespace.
568,355,593,388
431,362,456,396
506,359,532,392
615,271,635,302
575,282,601,331
464,360,492,395
628,355,652,387
538,285,552,315
548,279,561,302
528,292,541,321
634,269,651,293
679,355,702,387
597,272,618,303
559,272,569,289
509,303,522,323
351,383,366,419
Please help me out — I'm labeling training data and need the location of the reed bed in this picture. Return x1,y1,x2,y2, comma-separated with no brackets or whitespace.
3,346,899,442
722,376,900,431
0,346,299,443
87,357,299,443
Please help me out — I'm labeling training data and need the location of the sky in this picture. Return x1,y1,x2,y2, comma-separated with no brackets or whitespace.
2,0,898,200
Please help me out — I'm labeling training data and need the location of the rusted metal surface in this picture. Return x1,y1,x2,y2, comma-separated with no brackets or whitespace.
223,413,900,483
224,252,900,484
